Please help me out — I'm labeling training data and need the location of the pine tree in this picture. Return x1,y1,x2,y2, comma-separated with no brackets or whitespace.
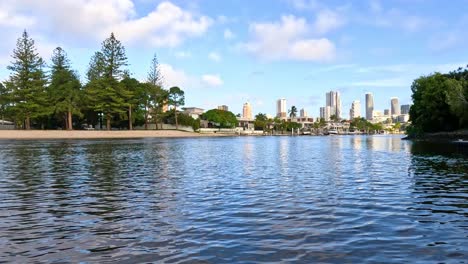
168,86,185,129
147,53,164,86
120,74,141,130
48,47,82,130
86,51,105,81
102,32,128,80
5,30,49,129
0,82,9,124
145,53,167,129
84,32,129,130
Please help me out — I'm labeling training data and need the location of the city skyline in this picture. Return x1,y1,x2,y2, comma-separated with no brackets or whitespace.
0,0,466,118
238,91,409,121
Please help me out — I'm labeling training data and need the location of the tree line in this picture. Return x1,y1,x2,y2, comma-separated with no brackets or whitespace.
408,65,468,137
0,30,188,130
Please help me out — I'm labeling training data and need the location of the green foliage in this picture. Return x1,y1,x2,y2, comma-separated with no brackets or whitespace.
48,47,82,129
147,53,163,86
350,117,382,132
254,113,268,130
162,111,198,128
444,67,468,127
5,30,49,129
202,109,237,128
83,33,130,129
84,78,127,122
168,86,185,108
0,82,10,121
100,33,128,80
409,72,462,135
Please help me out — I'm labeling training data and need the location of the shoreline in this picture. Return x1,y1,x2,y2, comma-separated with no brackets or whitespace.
403,129,468,141
0,130,233,140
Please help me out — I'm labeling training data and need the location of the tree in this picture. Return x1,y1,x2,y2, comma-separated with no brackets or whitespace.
254,113,268,130
84,33,129,130
5,30,48,129
289,106,297,118
408,73,460,135
151,86,168,129
167,86,185,129
202,109,237,128
147,53,164,87
330,114,339,122
48,47,82,130
144,54,167,130
0,82,9,124
120,76,142,130
101,32,128,80
445,79,468,127
86,52,105,81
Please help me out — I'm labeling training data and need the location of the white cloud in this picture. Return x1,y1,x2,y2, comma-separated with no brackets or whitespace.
0,8,35,28
159,63,189,88
288,0,320,10
313,9,345,34
208,52,221,62
174,51,191,58
364,2,430,32
224,29,235,40
2,0,212,47
241,15,336,61
201,74,223,87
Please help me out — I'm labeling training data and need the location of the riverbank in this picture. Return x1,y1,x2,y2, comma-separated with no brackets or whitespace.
403,129,468,141
0,130,232,140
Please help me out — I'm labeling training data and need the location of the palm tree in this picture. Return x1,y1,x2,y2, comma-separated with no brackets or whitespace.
288,106,297,118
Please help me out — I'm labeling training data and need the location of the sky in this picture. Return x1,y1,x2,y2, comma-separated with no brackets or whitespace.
0,0,467,118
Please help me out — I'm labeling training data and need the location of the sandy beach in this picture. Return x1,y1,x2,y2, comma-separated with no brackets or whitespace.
0,130,231,140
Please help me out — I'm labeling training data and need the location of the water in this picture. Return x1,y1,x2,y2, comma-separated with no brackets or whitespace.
0,136,466,263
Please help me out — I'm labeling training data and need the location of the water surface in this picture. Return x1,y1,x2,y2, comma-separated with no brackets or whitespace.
0,136,466,263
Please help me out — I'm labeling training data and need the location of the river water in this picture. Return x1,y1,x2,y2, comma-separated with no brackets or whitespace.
0,135,466,263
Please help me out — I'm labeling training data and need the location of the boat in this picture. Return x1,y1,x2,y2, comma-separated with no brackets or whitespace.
328,129,338,135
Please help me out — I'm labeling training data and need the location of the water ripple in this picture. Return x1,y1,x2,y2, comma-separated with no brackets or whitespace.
0,136,467,263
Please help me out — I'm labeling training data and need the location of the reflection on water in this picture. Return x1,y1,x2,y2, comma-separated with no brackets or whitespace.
0,136,466,263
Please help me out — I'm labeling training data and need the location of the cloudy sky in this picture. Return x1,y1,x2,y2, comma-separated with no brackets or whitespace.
0,0,467,118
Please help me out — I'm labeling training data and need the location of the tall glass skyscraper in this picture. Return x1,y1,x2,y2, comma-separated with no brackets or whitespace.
365,93,374,120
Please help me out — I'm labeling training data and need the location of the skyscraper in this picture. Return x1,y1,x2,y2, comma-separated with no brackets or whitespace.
243,102,252,119
401,104,411,115
365,93,374,120
391,97,400,116
326,91,341,119
300,108,308,117
349,100,361,119
384,109,390,116
276,98,287,118
319,106,331,121
217,105,228,111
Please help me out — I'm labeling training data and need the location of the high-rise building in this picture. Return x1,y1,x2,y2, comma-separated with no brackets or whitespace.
325,106,331,121
242,102,252,119
349,100,361,119
217,105,228,111
276,98,287,118
326,91,341,119
391,97,400,116
401,104,411,115
365,93,374,120
384,109,390,116
319,106,331,121
300,108,308,117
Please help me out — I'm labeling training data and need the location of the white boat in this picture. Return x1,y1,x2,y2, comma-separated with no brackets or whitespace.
328,129,338,135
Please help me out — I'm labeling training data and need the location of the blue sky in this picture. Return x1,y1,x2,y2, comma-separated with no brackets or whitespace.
0,0,467,118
